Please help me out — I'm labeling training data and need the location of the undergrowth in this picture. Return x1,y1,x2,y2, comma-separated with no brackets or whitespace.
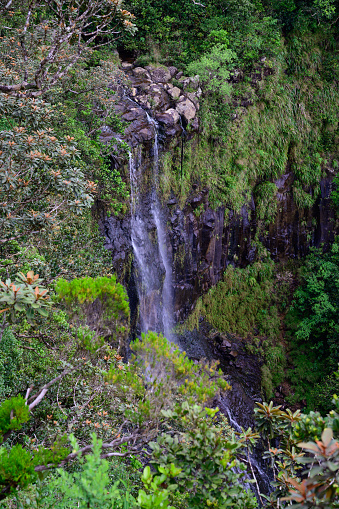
178,257,295,399
159,30,339,221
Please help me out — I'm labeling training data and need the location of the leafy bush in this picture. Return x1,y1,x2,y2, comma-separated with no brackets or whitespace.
0,272,51,326
151,403,257,508
286,241,339,409
187,44,236,96
44,434,137,509
56,275,130,342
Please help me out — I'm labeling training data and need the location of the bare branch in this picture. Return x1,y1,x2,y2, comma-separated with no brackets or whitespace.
34,433,145,472
28,367,77,408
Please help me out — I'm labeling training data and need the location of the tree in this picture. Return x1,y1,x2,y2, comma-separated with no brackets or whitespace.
187,43,236,96
0,0,136,98
0,92,96,246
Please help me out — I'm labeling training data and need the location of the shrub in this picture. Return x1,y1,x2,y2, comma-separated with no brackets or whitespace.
55,276,130,343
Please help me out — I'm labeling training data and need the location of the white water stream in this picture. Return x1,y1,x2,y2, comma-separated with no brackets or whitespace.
129,114,174,340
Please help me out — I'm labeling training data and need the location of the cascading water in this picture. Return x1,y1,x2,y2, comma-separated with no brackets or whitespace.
129,113,174,340
127,107,271,504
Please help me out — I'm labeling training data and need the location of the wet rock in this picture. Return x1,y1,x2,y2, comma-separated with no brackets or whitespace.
176,97,197,122
177,322,262,429
167,197,178,205
135,95,151,110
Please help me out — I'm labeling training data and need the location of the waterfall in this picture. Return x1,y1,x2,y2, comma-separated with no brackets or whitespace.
126,108,272,503
129,113,174,340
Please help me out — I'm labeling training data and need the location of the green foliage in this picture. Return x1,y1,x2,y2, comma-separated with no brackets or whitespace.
183,260,279,339
255,182,278,223
56,275,130,340
122,0,281,68
138,464,180,509
106,331,230,425
0,445,36,497
0,396,30,442
150,403,257,508
160,28,338,214
0,93,94,243
44,434,136,509
286,241,339,408
0,272,51,324
187,44,236,96
0,329,21,399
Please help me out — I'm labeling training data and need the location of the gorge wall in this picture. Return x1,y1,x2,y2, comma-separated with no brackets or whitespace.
101,60,338,326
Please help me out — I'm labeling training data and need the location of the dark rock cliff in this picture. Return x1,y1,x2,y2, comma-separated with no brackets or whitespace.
103,166,338,324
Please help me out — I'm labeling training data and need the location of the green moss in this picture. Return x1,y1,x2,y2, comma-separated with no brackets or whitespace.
261,364,274,400
159,31,339,221
180,260,280,339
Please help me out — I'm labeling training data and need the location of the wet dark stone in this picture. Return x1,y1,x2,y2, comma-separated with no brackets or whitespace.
177,321,263,429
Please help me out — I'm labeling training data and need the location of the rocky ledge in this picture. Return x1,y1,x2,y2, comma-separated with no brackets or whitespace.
101,61,201,146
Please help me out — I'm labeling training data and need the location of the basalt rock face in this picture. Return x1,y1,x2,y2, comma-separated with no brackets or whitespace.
178,322,262,429
103,165,338,324
167,171,338,322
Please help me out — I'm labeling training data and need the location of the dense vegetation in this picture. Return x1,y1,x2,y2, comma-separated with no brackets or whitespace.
1,0,339,507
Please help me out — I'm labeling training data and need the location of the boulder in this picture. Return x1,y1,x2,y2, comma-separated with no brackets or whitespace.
121,107,146,122
175,71,183,79
186,92,200,110
190,75,200,90
132,67,151,80
147,83,171,110
179,75,200,90
121,62,133,70
168,86,181,100
146,64,171,83
135,95,151,109
176,98,196,122
168,66,178,78
155,108,180,126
